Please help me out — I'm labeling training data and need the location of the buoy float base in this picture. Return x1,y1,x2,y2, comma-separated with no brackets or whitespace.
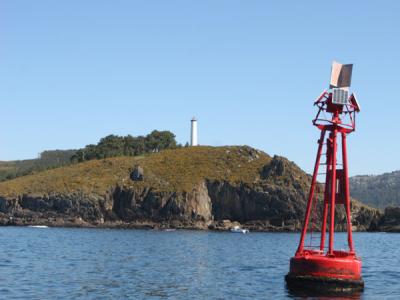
285,250,364,293
286,274,364,294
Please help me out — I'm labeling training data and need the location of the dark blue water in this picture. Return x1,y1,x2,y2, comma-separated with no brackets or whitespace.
0,228,397,299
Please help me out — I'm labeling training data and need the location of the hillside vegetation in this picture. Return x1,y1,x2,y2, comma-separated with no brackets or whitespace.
0,146,271,198
350,171,400,209
71,130,178,163
0,150,76,181
0,130,179,183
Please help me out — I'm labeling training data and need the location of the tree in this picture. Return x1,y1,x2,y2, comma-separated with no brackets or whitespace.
70,130,179,163
96,135,125,158
145,130,177,152
124,135,146,156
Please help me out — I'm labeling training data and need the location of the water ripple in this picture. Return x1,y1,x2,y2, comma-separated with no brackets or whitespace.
0,228,396,299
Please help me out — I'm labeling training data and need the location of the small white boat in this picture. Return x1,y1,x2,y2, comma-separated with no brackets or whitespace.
28,225,49,228
230,226,249,234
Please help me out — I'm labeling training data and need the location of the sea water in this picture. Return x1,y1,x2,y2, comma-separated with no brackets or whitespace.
0,227,397,299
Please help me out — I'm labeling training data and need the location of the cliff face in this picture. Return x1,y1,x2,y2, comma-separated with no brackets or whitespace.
0,151,381,231
375,207,400,232
110,181,212,226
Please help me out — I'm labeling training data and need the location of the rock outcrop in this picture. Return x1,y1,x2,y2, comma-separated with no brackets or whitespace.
130,166,144,181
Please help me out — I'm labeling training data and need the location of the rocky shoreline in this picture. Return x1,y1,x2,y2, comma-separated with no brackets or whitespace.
0,216,397,233
0,181,389,232
0,150,395,233
0,199,396,233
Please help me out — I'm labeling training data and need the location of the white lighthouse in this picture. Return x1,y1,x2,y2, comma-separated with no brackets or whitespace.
190,117,198,146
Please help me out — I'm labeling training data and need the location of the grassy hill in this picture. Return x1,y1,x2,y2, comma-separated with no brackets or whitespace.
350,171,400,209
0,146,271,198
0,145,382,232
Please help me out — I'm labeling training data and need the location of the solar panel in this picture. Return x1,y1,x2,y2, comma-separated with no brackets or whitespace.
332,88,349,105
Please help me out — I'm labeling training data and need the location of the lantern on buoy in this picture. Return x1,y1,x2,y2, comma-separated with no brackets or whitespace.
286,62,363,292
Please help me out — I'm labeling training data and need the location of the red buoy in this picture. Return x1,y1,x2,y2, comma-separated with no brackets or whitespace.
286,62,364,292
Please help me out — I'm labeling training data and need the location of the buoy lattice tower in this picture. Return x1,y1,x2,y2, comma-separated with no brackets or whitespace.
286,62,363,292
191,117,198,146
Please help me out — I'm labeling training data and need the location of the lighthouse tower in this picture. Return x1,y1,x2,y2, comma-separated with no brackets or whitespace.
190,117,198,146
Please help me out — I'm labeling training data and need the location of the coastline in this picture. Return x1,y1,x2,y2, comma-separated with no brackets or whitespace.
0,217,392,232
0,147,391,234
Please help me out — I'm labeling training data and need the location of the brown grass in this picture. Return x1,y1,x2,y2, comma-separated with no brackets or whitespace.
0,146,271,198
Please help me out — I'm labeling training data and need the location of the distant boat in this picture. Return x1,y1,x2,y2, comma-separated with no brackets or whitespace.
152,228,176,232
230,226,249,234
28,225,49,228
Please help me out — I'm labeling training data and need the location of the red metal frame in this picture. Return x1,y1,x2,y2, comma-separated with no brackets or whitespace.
289,90,361,282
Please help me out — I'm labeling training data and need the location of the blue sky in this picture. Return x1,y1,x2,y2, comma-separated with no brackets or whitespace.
0,1,399,176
